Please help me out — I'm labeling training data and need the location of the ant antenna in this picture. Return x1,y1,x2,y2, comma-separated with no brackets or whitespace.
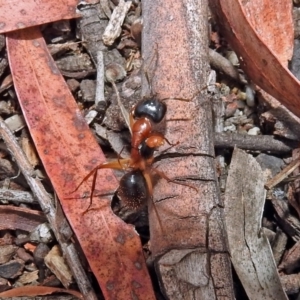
110,81,132,135
159,83,218,103
143,43,159,96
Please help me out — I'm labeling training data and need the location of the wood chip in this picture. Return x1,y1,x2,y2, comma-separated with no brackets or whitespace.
279,240,300,274
44,245,73,289
0,259,24,279
0,245,18,264
272,196,300,242
102,0,132,46
17,270,39,285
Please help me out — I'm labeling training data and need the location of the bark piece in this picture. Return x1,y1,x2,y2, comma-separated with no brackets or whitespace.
0,206,46,231
265,159,300,190
17,270,39,285
0,189,36,204
272,196,300,241
272,228,288,266
0,259,24,279
44,245,73,289
225,148,288,300
281,273,300,295
0,245,18,264
102,0,132,46
279,240,300,274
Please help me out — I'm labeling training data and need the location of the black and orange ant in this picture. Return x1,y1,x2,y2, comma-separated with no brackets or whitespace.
72,76,199,234
73,51,207,232
74,80,180,226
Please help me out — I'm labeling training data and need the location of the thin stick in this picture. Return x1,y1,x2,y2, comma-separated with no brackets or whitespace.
265,159,300,190
95,50,106,107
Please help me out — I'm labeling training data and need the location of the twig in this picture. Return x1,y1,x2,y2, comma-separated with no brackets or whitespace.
95,50,106,107
209,49,242,82
265,159,300,190
214,132,297,154
0,189,36,203
0,117,97,300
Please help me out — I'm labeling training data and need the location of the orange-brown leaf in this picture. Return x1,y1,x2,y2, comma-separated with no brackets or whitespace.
0,285,83,299
210,0,300,117
7,26,156,299
0,0,79,34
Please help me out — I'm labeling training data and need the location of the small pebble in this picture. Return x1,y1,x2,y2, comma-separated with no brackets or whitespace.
225,50,239,66
236,91,246,100
244,106,254,117
225,102,237,117
245,85,256,107
224,124,236,132
233,109,243,117
248,127,260,135
66,79,80,93
256,154,285,177
237,129,248,134
80,80,96,102
243,123,254,131
220,84,231,96
234,100,246,110
85,110,98,125
105,62,126,83
225,115,248,126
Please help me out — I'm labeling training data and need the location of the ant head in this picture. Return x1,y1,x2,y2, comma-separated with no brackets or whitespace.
134,97,167,123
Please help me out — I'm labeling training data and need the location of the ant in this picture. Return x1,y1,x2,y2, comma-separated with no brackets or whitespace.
73,53,204,232
74,80,181,225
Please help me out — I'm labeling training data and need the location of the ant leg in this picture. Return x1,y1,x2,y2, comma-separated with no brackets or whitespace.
160,84,217,102
86,167,99,211
71,158,131,213
161,136,179,147
71,158,131,195
143,171,165,236
129,107,135,133
152,167,198,193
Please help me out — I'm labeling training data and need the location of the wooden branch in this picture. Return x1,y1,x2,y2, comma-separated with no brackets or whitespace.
142,1,234,299
214,132,297,154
